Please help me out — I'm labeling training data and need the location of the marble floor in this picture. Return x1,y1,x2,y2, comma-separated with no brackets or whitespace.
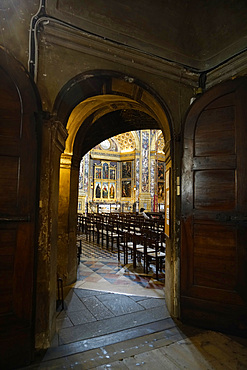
20,234,247,369
74,234,165,297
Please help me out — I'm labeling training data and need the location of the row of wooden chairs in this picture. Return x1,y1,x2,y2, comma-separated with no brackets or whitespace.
77,212,166,279
119,226,166,279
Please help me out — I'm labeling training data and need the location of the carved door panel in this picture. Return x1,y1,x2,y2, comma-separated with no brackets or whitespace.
181,77,247,336
0,64,38,367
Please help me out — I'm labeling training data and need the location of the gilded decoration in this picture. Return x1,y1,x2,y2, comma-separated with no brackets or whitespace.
157,132,165,153
115,132,136,152
158,161,165,199
93,161,117,201
78,130,165,213
141,131,149,192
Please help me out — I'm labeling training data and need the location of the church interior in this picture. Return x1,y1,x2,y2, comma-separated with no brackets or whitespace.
78,130,166,214
0,1,247,368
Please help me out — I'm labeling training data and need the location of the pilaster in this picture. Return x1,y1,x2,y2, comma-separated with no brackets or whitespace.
35,118,67,349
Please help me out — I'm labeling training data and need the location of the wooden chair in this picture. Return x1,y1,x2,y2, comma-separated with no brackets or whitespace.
99,215,109,248
107,218,119,252
124,231,155,273
146,229,166,280
85,215,94,241
118,227,128,264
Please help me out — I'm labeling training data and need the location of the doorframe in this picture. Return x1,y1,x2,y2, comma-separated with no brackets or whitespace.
54,71,180,318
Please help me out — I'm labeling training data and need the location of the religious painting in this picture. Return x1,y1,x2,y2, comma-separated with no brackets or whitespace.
122,161,131,178
158,182,164,198
95,182,101,198
102,163,109,179
158,162,164,180
102,183,108,198
95,167,101,179
110,169,115,180
109,183,115,199
122,180,131,197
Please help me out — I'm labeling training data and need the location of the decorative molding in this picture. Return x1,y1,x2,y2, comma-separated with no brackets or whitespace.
54,121,68,152
115,131,136,151
120,153,135,161
91,151,121,161
206,52,247,88
43,118,68,153
41,21,198,88
60,153,73,169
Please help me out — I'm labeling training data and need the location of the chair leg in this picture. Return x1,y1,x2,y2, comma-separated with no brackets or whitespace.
156,256,159,280
117,235,120,261
133,243,137,269
97,225,100,244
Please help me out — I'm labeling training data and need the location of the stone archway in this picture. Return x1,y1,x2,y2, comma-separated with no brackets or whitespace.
54,71,176,316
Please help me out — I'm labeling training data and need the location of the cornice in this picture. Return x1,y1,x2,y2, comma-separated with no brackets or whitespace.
60,152,72,169
41,22,198,88
91,151,120,161
44,118,68,153
206,52,247,89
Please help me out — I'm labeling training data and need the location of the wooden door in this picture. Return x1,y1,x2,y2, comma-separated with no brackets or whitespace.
0,60,39,367
181,77,247,336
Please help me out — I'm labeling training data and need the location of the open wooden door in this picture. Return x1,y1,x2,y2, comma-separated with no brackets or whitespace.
0,51,40,368
181,77,247,336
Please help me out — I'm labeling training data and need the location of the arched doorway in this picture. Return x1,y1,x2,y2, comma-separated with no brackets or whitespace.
54,71,176,313
0,47,41,368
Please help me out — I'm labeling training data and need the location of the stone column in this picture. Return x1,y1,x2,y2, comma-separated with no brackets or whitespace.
35,118,67,349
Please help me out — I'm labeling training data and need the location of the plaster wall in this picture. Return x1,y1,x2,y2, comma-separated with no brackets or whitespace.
2,1,247,349
0,2,196,134
37,25,194,133
36,120,66,348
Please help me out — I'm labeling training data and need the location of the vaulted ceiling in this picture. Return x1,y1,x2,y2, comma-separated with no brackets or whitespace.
48,0,247,72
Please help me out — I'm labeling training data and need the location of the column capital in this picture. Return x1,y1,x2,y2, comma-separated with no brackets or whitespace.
44,118,68,153
60,152,73,169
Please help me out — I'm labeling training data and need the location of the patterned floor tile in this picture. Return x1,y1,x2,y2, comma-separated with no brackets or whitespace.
75,234,165,297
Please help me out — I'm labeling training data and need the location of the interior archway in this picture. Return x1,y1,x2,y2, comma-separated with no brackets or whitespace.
55,71,175,313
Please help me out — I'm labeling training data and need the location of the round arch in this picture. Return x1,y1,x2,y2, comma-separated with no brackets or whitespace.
53,70,173,144
55,70,174,307
64,94,165,156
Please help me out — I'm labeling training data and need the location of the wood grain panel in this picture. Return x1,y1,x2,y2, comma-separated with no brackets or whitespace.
0,66,21,139
194,223,236,290
0,228,16,315
0,50,39,368
181,77,247,335
0,156,19,210
195,106,235,156
194,170,235,210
